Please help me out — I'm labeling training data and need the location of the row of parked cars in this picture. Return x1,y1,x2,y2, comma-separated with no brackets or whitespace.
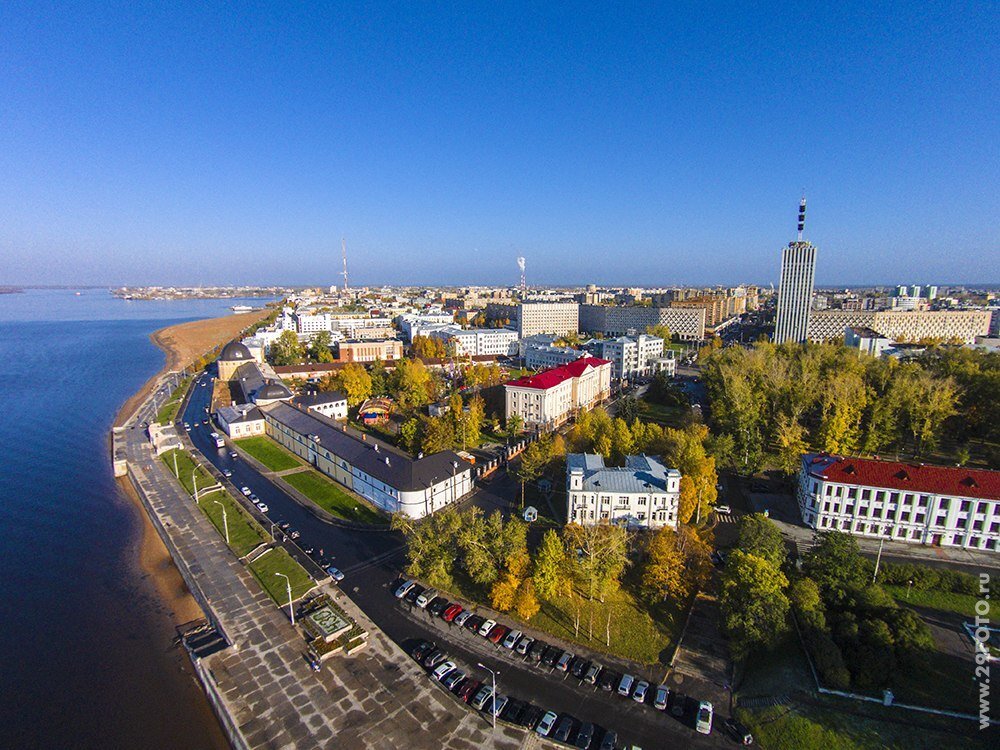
394,579,753,744
410,638,621,749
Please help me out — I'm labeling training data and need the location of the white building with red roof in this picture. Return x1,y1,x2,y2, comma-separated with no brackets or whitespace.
504,357,612,430
798,453,1000,552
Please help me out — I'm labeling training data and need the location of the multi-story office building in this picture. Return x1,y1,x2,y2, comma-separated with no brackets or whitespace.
262,402,472,518
486,301,578,337
588,334,664,380
566,453,681,529
428,326,518,357
336,339,403,363
579,304,706,341
797,453,1000,552
808,309,990,344
504,357,611,429
524,343,586,370
397,312,456,341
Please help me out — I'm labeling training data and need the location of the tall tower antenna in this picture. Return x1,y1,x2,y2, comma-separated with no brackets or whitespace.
341,238,349,292
517,256,526,295
797,193,807,242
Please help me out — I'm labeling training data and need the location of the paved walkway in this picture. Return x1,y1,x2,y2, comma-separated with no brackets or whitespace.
123,428,528,749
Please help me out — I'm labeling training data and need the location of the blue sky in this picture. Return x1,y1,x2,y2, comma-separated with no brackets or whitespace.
1,2,997,287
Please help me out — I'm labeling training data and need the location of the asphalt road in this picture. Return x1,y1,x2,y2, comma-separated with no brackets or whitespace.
180,372,732,749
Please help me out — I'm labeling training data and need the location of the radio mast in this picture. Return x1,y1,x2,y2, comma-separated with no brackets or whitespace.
341,238,349,292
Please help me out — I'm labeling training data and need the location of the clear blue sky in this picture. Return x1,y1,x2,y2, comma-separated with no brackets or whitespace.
1,2,997,287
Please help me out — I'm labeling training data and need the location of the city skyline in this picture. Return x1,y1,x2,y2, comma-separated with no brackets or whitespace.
2,4,998,287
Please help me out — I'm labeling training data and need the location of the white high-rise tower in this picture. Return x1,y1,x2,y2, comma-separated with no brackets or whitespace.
774,197,817,344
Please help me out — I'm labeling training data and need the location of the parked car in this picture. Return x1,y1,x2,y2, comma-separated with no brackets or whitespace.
470,686,494,711
556,651,574,672
230,451,238,459
256,502,269,513
441,603,462,622
521,704,545,731
536,711,559,737
478,618,497,637
528,640,548,663
570,657,590,680
696,701,714,735
617,673,635,697
326,566,345,582
222,469,232,477
432,661,456,681
289,530,300,540
410,640,435,662
574,721,595,749
541,645,563,668
464,614,485,633
487,624,508,645
427,597,450,617
415,588,438,608
456,678,481,702
723,718,754,745
404,584,425,605
423,650,447,670
394,580,416,599
240,486,252,496
715,504,732,514
487,694,508,717
632,680,649,703
598,729,618,750
553,716,576,743
279,521,290,530
654,684,670,710
584,662,602,685
515,635,535,655
453,610,473,627
502,629,522,649
598,669,620,692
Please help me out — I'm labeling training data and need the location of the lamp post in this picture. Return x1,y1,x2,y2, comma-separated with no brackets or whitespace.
872,525,886,584
477,662,498,730
192,470,199,501
213,499,229,545
276,572,294,625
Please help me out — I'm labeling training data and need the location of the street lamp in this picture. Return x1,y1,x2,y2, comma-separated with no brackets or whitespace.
477,663,498,730
276,572,295,625
213,499,229,545
192,469,199,501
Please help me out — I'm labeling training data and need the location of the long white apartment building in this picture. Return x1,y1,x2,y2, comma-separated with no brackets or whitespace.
808,309,991,345
397,311,456,341
797,453,1000,552
567,453,681,529
487,301,579,337
524,343,586,370
588,334,664,380
294,311,393,337
504,357,611,429
579,304,706,341
429,326,518,357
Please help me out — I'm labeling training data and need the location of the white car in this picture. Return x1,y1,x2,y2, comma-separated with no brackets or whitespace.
453,610,473,627
633,680,649,703
240,486,251,496
617,673,635,696
478,618,497,637
502,629,522,649
432,661,456,681
696,701,714,735
256,502,269,513
515,636,534,655
394,580,416,599
415,588,437,608
715,505,732,514
536,710,558,736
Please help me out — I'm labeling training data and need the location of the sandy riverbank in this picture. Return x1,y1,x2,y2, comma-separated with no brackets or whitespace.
114,308,271,627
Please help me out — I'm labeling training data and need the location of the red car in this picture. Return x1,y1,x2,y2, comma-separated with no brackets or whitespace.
487,624,509,645
442,603,464,622
457,679,482,703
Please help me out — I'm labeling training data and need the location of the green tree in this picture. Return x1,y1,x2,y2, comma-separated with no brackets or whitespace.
369,358,389,396
774,414,808,476
644,324,671,341
617,396,641,424
735,513,787,569
515,440,547,508
421,415,455,455
309,331,335,362
394,358,435,409
271,330,305,365
400,417,421,453
532,529,567,600
804,532,872,594
505,414,524,438
720,550,790,659
563,523,629,610
391,508,463,589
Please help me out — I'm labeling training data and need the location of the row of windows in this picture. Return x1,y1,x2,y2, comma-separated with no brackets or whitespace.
814,516,998,550
814,482,996,516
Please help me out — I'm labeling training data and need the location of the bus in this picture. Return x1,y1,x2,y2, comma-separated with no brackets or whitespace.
210,432,225,449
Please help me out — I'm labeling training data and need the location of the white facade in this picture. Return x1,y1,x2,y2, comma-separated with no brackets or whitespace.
591,335,664,380
775,240,817,344
504,357,612,429
524,344,586,370
397,312,456,341
797,453,1000,552
516,302,579,337
429,326,519,357
217,404,267,438
579,304,706,341
567,454,681,529
809,309,991,344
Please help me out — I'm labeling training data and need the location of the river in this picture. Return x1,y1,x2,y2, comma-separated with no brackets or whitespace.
0,288,270,749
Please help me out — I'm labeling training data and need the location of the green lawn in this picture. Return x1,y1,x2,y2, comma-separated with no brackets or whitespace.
197,489,268,556
638,398,688,427
283,470,386,525
885,585,980,618
155,377,191,425
248,547,315,603
235,435,303,472
160,449,215,496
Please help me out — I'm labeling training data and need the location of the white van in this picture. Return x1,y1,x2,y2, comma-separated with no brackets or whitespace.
415,588,437,608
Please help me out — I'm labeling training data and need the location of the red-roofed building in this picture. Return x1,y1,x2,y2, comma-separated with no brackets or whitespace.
505,357,612,429
798,453,1000,552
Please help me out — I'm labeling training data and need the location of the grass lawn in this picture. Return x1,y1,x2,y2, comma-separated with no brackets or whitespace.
889,645,979,713
197,489,268,556
737,702,980,750
155,377,191,425
235,435,303,472
283,470,386,525
638,398,688,427
248,547,315,603
160,449,215,496
885,585,980,618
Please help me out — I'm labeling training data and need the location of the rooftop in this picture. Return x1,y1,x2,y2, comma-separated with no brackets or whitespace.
803,453,1000,501
567,453,680,494
506,356,611,391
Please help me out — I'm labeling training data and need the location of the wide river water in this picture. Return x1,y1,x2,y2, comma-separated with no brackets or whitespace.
0,288,270,749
